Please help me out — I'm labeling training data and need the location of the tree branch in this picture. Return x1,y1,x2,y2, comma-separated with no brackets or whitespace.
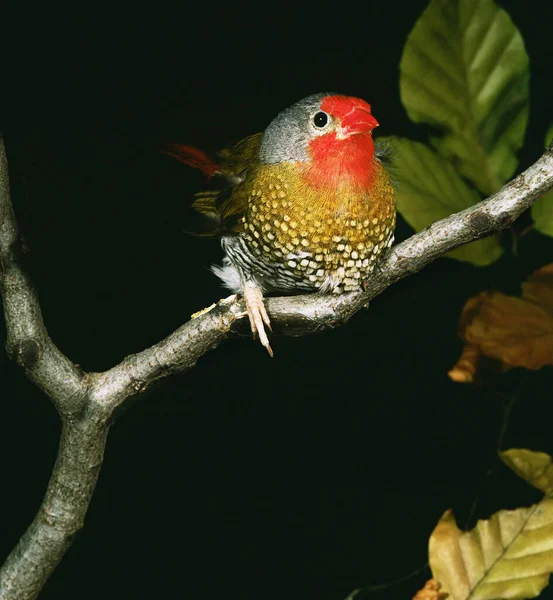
1,134,553,599
0,139,87,417
0,419,108,600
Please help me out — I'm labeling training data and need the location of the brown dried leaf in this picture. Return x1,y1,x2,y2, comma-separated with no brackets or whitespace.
522,263,553,309
501,448,553,494
413,579,449,600
450,265,553,377
429,503,553,600
448,344,481,383
464,292,553,369
448,342,511,384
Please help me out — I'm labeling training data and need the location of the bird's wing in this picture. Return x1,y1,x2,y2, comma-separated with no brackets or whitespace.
208,133,263,233
167,133,262,235
218,133,262,179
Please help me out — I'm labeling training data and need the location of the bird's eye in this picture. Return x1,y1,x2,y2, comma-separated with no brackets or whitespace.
312,111,329,128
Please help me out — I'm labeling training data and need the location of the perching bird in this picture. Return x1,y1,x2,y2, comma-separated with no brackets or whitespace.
167,93,396,356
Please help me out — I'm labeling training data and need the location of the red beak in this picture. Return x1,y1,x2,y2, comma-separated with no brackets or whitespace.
340,106,379,137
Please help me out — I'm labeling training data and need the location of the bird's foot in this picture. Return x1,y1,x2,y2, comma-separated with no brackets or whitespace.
243,281,273,357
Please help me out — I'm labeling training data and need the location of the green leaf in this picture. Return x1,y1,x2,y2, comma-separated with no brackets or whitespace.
531,124,553,237
547,124,553,148
387,137,503,266
400,0,530,196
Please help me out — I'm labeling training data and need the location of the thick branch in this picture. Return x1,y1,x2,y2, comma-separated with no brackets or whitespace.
0,140,104,600
0,138,86,416
1,135,553,600
0,417,108,600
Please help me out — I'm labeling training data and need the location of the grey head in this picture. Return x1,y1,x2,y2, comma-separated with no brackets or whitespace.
258,92,337,164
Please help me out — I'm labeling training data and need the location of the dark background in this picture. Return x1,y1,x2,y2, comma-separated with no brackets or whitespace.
2,1,553,599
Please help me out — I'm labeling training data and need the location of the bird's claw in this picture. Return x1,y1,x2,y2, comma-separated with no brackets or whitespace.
243,281,273,357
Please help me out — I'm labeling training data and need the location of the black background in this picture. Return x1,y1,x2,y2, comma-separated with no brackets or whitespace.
2,2,553,599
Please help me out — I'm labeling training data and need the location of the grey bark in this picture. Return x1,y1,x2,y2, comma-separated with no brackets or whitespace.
1,135,553,599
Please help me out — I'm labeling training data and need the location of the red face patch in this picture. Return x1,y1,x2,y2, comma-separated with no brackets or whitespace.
320,95,374,123
306,132,376,190
304,95,378,190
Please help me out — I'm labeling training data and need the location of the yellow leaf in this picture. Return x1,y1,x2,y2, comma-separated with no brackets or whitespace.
429,505,553,600
501,449,553,494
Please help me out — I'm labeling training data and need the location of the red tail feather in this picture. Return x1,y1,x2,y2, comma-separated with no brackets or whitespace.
164,144,220,178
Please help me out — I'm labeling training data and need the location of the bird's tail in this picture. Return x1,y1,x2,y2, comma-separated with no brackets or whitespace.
164,144,221,178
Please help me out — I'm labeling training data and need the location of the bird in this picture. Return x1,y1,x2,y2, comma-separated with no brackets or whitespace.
166,93,396,356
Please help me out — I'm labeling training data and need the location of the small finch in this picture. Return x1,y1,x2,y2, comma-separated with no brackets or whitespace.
167,93,395,356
